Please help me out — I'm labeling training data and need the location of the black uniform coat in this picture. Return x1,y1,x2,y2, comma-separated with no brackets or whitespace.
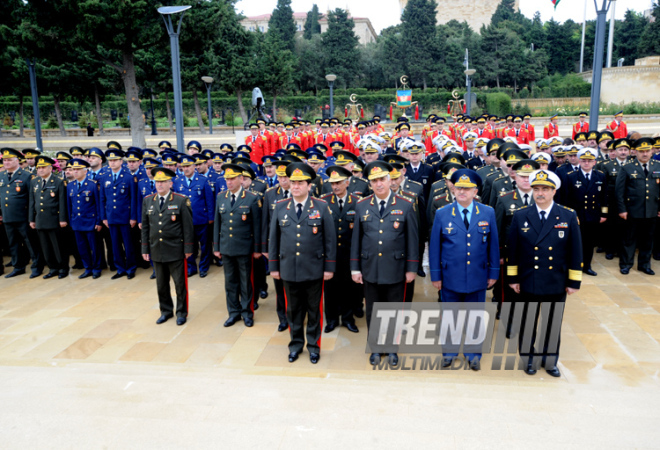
0,168,35,223
213,188,262,256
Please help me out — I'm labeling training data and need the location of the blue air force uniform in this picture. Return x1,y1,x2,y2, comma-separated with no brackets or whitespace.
67,175,102,276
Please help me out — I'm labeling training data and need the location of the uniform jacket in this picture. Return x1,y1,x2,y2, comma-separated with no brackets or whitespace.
350,194,419,284
405,162,434,200
321,193,360,261
572,121,589,139
141,192,194,262
67,178,101,231
268,197,337,282
543,123,560,139
173,174,215,225
615,159,660,219
507,203,583,295
495,190,534,247
0,168,34,223
564,170,608,222
137,178,156,223
429,201,500,292
213,188,262,256
600,159,627,213
606,120,628,139
99,168,138,224
29,175,68,229
261,185,290,252
506,127,530,145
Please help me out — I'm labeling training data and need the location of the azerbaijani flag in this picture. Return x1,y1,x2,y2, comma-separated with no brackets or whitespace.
396,90,412,108
552,0,561,9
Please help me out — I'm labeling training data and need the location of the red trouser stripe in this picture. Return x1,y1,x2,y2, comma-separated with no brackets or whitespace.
184,259,189,312
317,281,324,349
249,257,255,313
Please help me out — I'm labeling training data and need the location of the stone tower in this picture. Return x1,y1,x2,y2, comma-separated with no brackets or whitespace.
398,0,520,33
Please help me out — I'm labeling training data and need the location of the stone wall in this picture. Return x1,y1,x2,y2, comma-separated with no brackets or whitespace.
399,0,519,33
579,61,660,105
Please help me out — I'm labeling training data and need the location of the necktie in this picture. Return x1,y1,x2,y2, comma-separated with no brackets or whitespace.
585,172,590,182
414,167,418,173
269,178,274,187
644,164,649,177
523,193,529,206
231,193,236,207
379,200,386,216
150,181,155,191
540,210,546,224
338,198,344,213
78,182,82,190
283,190,289,198
296,203,303,219
463,208,470,229
159,196,164,210
113,173,117,183
187,178,192,187
516,130,519,137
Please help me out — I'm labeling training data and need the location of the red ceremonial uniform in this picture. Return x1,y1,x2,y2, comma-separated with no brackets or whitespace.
279,134,301,149
543,123,559,139
572,121,589,139
507,127,530,145
424,130,439,155
475,128,494,140
522,123,535,141
245,134,268,164
606,120,628,139
315,133,336,156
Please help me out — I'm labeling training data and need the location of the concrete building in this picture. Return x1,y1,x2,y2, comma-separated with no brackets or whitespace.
579,56,660,105
240,11,377,45
398,0,520,33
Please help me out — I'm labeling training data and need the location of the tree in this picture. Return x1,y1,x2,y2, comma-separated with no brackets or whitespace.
615,10,647,64
401,0,438,89
268,0,297,52
295,34,324,93
321,9,360,89
260,33,296,121
638,2,660,58
491,0,521,27
303,4,321,39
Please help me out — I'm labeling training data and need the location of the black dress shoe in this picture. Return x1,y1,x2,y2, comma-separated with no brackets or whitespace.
259,290,268,299
388,353,399,366
5,262,12,267
188,270,198,277
278,322,288,332
545,366,561,377
583,268,597,276
470,358,481,371
324,322,337,333
288,351,299,363
199,271,208,278
58,272,69,279
354,308,364,318
596,247,604,253
343,322,359,333
176,317,187,326
43,271,58,279
150,272,156,280
30,270,42,279
309,352,320,364
5,268,26,278
92,273,101,279
111,272,126,280
369,353,381,365
653,254,660,261
417,268,426,277
78,270,93,279
127,272,135,280
620,268,630,275
524,364,537,375
224,316,239,327
441,357,453,368
156,313,173,324
605,253,614,260
72,263,84,270
640,267,656,276
243,317,254,327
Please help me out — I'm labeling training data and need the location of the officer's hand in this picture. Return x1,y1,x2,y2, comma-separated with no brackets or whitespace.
253,252,261,259
510,283,521,294
566,287,579,295
262,252,268,259
209,220,213,224
0,216,3,223
271,271,280,280
352,273,363,284
130,220,137,227
103,220,108,227
323,271,333,280
95,225,102,232
185,253,192,258
138,223,142,230
500,258,504,265
619,212,628,220
487,278,497,288
214,252,221,258
59,222,67,228
143,254,150,262
600,217,607,223
432,281,442,290
405,272,416,283
29,222,36,229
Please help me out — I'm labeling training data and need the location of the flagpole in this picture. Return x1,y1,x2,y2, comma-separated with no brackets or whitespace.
580,0,587,72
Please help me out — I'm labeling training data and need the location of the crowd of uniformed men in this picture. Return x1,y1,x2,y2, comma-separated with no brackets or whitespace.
1,109,659,375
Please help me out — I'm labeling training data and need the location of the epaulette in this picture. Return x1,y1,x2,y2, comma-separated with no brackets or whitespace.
266,185,278,193
432,192,449,201
320,192,332,200
254,178,266,185
486,170,501,178
350,193,361,201
88,179,97,184
276,198,290,204
493,174,507,182
312,197,327,204
358,194,374,203
407,179,422,187
500,190,515,198
595,169,604,173
395,194,413,204
559,205,575,213
172,192,186,198
245,189,258,196
147,193,158,199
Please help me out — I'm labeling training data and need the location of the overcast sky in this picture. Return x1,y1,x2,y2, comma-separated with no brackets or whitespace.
235,0,655,34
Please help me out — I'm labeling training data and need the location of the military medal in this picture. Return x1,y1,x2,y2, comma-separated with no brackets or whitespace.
16,186,20,192
172,215,176,221
312,227,318,234
393,221,400,229
558,231,564,238
242,214,247,221
522,221,530,233
51,191,55,197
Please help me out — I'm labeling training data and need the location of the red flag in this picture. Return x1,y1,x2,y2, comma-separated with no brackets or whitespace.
389,105,393,120
414,104,419,120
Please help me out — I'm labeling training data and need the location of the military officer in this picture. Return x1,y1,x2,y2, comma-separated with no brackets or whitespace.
141,168,194,325
606,111,628,139
320,166,360,333
428,163,465,228
351,161,419,367
212,164,262,328
23,148,41,173
563,148,608,276
0,148,43,278
67,159,102,279
599,139,630,260
99,149,138,279
615,138,660,275
268,163,336,364
572,112,589,139
508,169,582,377
488,148,527,207
405,142,434,202
28,156,68,279
429,169,499,370
543,114,560,140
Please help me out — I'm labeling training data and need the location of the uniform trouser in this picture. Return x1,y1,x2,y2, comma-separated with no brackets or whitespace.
324,261,357,326
108,224,137,275
440,288,486,361
223,254,254,321
186,224,211,274
283,278,324,354
130,225,148,269
62,225,82,268
97,224,114,270
517,293,566,369
37,228,66,273
602,209,624,255
4,221,42,272
253,256,268,297
274,278,287,324
153,259,188,318
620,218,656,270
75,230,101,274
580,220,600,270
654,221,660,259
364,280,406,331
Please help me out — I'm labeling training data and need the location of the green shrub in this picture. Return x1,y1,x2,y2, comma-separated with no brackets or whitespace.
486,93,512,116
45,115,58,129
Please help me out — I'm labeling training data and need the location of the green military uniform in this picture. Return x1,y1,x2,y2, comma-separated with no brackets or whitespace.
488,174,515,207
600,158,628,258
141,186,194,322
480,168,505,206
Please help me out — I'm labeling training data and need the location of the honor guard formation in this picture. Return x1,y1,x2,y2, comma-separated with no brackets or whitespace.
2,109,659,376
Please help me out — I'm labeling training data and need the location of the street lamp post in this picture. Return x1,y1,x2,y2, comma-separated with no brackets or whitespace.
201,76,214,135
149,87,157,136
465,69,476,116
325,74,337,118
158,5,191,152
589,0,615,131
25,59,43,151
